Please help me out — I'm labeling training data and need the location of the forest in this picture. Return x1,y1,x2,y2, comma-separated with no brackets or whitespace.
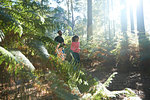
0,0,150,100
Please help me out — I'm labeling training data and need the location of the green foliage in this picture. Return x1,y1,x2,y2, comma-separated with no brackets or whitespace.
10,50,35,71
33,69,80,100
103,72,118,87
28,40,50,60
0,44,80,99
92,93,109,100
125,88,137,97
0,30,4,42
110,33,140,70
0,47,23,74
138,34,150,60
0,0,68,45
0,0,97,99
23,34,98,95
0,46,36,74
0,46,19,74
49,55,98,94
1,0,140,99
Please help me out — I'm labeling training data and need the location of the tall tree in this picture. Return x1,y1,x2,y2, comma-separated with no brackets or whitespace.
103,0,107,39
71,0,75,35
137,1,150,99
66,0,70,22
87,0,93,42
118,0,130,72
111,0,115,36
120,0,127,36
66,0,72,35
136,0,145,34
130,6,135,33
107,0,111,40
136,0,150,73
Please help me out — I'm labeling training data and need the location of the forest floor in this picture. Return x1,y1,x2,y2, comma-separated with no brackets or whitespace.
81,57,150,100
1,50,150,100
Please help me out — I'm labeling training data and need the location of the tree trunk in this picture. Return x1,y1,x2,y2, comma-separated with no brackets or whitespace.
137,0,150,73
66,0,72,36
104,0,110,40
107,0,111,40
87,0,93,42
120,0,127,35
104,0,107,39
66,0,70,22
130,6,135,33
111,0,115,36
71,0,75,35
118,0,130,72
137,0,145,33
137,2,150,99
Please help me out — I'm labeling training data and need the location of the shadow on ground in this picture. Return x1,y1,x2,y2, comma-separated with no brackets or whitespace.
81,58,150,100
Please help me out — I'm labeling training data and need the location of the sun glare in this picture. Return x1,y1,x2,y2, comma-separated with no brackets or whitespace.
127,0,138,8
127,0,150,33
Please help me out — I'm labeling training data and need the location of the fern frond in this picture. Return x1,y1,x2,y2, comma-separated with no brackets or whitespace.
0,46,18,73
0,9,23,36
52,86,79,100
0,30,5,42
27,40,50,61
104,72,118,87
10,50,35,71
0,46,17,62
0,46,35,73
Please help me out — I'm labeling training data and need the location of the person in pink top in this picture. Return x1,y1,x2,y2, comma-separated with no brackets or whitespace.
70,35,80,63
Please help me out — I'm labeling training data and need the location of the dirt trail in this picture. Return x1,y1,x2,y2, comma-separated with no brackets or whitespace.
81,58,150,100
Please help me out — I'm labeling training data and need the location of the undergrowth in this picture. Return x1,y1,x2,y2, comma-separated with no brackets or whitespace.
0,33,141,100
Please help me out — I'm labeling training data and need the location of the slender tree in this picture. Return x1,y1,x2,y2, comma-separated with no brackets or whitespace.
136,2,150,99
66,0,70,22
71,0,75,35
103,0,107,39
118,0,130,72
136,0,150,72
130,6,135,33
111,0,115,36
136,0,145,34
107,0,111,40
120,0,127,36
87,0,93,42
66,0,72,35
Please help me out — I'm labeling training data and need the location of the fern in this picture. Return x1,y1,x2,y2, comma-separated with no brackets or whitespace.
0,46,17,62
0,46,35,74
28,40,50,61
53,88,79,100
10,50,35,71
0,30,4,42
0,9,22,36
34,69,79,100
0,46,18,74
103,72,118,87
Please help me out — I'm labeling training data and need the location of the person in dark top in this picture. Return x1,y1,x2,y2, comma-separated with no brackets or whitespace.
54,30,65,45
54,30,65,55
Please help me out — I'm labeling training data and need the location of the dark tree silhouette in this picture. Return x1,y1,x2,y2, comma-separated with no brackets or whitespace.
137,0,150,99
118,0,130,72
136,0,150,71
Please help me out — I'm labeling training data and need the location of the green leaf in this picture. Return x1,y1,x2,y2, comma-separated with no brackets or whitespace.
10,50,35,71
28,40,50,61
0,56,5,65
